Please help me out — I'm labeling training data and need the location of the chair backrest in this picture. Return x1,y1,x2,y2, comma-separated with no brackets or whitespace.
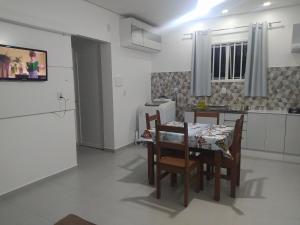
229,118,242,160
194,111,220,125
145,110,161,130
238,114,244,149
155,121,189,167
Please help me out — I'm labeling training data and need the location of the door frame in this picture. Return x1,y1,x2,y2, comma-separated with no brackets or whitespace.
71,35,104,149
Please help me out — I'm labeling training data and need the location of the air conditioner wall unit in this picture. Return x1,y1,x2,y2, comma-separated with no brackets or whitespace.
120,17,162,53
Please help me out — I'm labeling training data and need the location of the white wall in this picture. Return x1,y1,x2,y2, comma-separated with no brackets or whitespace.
0,111,77,196
152,6,300,72
0,0,152,149
0,21,77,195
110,26,152,149
0,0,152,195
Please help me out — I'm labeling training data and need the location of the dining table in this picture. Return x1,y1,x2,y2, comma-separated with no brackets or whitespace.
142,121,234,200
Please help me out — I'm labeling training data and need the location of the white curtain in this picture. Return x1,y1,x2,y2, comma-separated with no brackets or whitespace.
244,22,268,97
191,30,212,96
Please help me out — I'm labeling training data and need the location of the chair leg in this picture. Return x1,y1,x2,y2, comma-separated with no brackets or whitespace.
147,144,154,185
210,166,215,180
184,172,189,207
170,173,177,187
214,165,220,201
206,165,211,180
198,162,203,191
156,165,161,199
237,162,241,186
227,168,230,177
230,167,236,198
214,152,221,201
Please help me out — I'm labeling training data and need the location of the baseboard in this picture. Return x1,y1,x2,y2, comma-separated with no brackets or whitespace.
0,164,78,199
80,143,135,152
79,142,104,150
114,143,135,152
283,154,300,164
242,149,300,164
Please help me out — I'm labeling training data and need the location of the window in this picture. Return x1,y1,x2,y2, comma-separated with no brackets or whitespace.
211,41,247,81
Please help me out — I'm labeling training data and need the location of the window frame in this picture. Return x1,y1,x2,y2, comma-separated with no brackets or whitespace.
211,39,248,83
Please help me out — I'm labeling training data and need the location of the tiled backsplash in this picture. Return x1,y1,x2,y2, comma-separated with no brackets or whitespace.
151,67,300,121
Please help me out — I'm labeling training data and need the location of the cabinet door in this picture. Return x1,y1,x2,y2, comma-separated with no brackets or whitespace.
285,115,300,155
265,114,286,153
246,113,266,150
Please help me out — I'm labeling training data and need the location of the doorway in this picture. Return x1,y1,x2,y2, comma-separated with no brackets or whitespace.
72,36,104,149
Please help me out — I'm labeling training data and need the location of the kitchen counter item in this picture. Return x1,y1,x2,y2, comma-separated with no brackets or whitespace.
288,107,300,114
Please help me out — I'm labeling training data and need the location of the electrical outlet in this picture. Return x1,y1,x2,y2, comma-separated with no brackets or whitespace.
57,92,63,100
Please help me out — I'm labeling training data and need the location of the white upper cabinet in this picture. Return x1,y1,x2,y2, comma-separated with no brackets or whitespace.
285,115,300,155
120,18,161,53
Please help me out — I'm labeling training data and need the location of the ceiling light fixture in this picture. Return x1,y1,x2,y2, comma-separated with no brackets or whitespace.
263,2,272,7
195,0,226,17
222,9,229,14
157,0,226,33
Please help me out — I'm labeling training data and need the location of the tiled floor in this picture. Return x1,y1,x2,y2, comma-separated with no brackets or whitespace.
1,145,300,225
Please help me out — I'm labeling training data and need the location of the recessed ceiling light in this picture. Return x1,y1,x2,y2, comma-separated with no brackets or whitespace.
222,9,229,14
263,2,272,7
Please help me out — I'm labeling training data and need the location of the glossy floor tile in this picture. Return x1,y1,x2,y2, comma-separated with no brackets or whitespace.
1,145,300,225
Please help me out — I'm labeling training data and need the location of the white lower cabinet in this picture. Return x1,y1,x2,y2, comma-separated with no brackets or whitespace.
246,112,286,153
246,113,266,151
265,114,286,153
285,115,300,155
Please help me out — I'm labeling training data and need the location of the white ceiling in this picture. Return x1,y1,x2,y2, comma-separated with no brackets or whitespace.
85,0,300,26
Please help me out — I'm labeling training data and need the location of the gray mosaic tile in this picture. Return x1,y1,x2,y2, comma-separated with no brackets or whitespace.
152,67,300,120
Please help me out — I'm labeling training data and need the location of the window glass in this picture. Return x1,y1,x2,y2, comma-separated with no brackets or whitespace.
228,45,233,79
234,45,241,79
242,43,247,79
211,42,247,81
220,45,226,79
213,46,220,80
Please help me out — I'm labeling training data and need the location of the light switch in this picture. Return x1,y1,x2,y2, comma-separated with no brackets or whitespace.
114,75,124,87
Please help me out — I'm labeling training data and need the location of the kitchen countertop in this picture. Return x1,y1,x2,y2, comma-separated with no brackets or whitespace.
248,109,300,116
186,107,247,114
185,108,300,116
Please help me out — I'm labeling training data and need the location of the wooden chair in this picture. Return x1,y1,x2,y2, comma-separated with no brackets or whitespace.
155,121,200,207
145,110,161,185
194,111,220,180
199,118,242,200
237,114,244,186
146,110,161,130
226,114,244,186
194,111,220,124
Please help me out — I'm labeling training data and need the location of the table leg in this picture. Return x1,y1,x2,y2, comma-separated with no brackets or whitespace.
214,151,221,201
147,143,155,185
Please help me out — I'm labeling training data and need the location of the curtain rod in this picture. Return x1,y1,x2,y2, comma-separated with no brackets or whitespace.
183,20,282,38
